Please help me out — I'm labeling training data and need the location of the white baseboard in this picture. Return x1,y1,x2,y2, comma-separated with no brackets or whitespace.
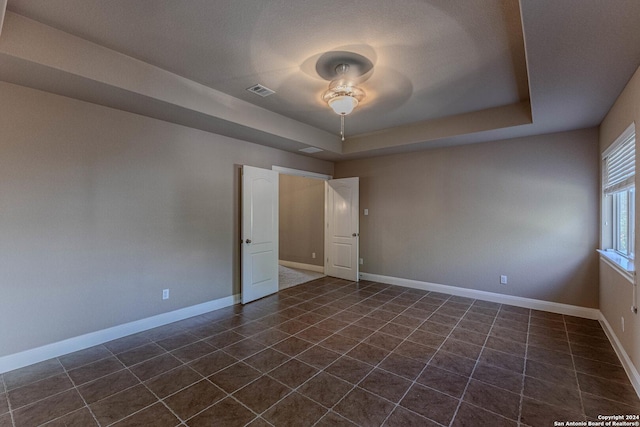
599,313,640,398
0,294,240,374
279,260,325,274
360,273,600,320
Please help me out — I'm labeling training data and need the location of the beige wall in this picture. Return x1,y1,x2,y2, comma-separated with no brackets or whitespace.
599,65,640,373
335,128,600,307
279,175,325,267
0,82,333,357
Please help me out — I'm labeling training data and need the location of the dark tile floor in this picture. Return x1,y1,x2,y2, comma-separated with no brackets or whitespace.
1,278,639,426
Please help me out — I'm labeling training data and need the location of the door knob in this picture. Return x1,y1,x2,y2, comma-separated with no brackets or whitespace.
352,233,359,237
245,239,252,244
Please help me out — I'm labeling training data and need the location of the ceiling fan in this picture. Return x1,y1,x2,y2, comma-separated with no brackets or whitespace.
316,51,373,141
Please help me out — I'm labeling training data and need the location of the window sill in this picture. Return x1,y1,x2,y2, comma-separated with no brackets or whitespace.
598,249,635,283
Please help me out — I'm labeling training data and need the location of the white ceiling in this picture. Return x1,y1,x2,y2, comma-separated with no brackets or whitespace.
2,0,640,160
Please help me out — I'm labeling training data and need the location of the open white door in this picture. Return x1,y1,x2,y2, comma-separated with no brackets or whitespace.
242,166,279,304
325,177,359,281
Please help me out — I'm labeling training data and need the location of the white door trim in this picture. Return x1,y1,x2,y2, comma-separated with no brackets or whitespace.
272,166,332,180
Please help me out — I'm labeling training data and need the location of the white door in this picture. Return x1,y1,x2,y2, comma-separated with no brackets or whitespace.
242,166,279,304
325,177,359,281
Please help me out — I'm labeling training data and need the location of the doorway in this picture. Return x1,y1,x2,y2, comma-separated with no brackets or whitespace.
241,165,359,304
276,167,328,289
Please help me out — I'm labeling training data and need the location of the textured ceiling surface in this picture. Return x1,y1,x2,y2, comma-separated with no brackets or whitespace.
2,0,640,159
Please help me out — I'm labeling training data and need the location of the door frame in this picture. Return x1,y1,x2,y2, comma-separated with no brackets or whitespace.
272,166,332,277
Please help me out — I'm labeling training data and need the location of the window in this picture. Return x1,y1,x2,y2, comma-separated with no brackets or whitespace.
602,123,636,269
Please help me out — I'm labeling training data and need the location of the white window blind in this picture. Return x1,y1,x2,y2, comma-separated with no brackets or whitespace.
604,125,636,195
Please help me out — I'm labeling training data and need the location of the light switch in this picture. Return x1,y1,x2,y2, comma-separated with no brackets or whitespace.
364,209,369,216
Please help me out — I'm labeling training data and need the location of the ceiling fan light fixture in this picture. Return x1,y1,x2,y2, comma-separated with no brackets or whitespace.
328,95,358,115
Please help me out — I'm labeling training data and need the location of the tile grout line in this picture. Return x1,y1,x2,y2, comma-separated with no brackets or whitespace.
178,279,380,425
564,315,588,421
374,293,460,426
325,291,456,426
1,374,16,427
444,301,502,427
516,307,532,427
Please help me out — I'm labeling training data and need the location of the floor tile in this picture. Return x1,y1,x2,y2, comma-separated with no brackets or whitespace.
187,397,256,427
471,363,523,394
208,362,262,393
296,345,341,369
525,359,577,388
77,369,140,405
573,355,630,383
116,343,166,367
407,330,446,348
90,384,156,426
43,407,98,426
334,387,395,427
244,348,290,373
523,376,582,412
164,379,225,420
103,333,152,354
441,338,483,360
295,326,332,343
12,389,84,427
130,353,182,381
320,334,360,353
8,373,73,409
112,403,180,427
480,348,524,374
316,411,358,427
463,379,520,421
68,356,125,385
363,331,404,352
269,359,318,388
4,359,65,391
273,336,314,356
5,281,637,426
484,335,526,357
452,402,517,427
400,383,460,425
520,397,585,426
429,350,476,377
0,393,8,415
383,406,440,427
325,356,372,384
417,365,469,398
378,353,425,380
155,332,200,352
346,343,389,366
360,369,412,403
170,341,216,362
263,392,327,427
145,365,203,399
57,345,112,370
299,372,353,407
188,350,237,376
223,338,266,359
527,345,574,370
577,372,640,407
234,375,291,413
0,414,11,427
205,331,246,349
581,391,640,419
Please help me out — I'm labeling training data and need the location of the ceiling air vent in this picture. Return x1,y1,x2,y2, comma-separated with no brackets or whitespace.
299,147,323,154
246,84,275,97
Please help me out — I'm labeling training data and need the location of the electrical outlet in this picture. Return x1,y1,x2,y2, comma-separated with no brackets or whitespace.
162,289,170,300
312,252,316,259
500,275,507,285
622,316,625,332
359,258,364,265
